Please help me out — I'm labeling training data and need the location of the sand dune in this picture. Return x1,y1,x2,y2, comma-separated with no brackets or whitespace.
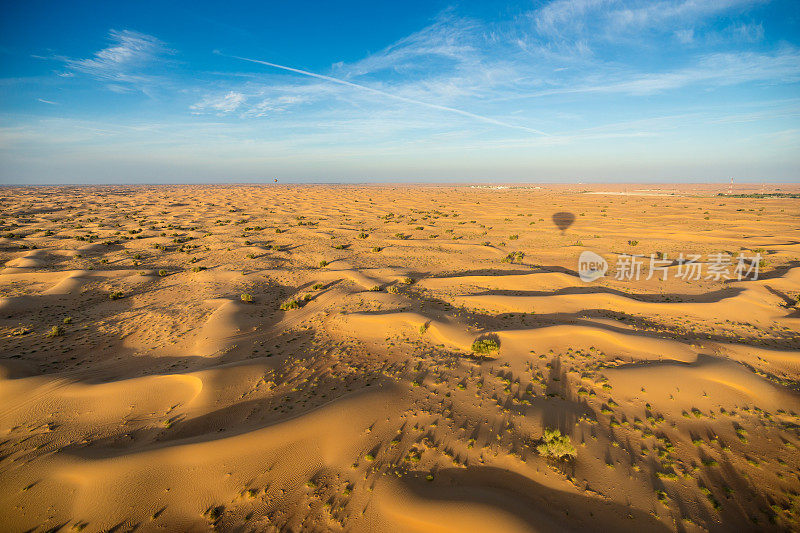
1,184,799,532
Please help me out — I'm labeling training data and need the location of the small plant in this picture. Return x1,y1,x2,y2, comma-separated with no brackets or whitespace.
628,240,639,246
63,317,72,324
246,253,256,259
240,293,254,303
419,322,429,335
158,269,168,277
312,282,324,290
536,428,576,460
192,266,206,272
387,285,400,294
369,285,381,291
46,325,64,338
471,336,500,355
502,251,524,263
280,298,300,310
319,260,329,267
109,291,125,300
371,246,382,253
358,232,369,239
403,277,414,284
509,234,519,240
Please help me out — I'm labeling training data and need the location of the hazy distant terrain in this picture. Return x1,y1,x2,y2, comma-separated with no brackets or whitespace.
1,184,799,532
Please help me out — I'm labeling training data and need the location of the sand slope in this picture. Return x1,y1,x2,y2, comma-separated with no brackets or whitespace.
1,183,799,532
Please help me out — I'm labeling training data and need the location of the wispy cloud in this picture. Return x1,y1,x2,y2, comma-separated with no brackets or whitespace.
533,0,767,42
37,98,58,105
214,54,550,135
567,48,800,96
191,91,246,113
64,29,172,92
334,11,478,78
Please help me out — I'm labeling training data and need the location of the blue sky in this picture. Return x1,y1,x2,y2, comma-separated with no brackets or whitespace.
1,0,799,183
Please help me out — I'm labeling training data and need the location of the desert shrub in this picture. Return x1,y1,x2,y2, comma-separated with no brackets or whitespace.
158,269,168,277
240,293,254,303
280,298,300,310
419,323,429,335
628,240,639,246
471,337,500,355
319,260,329,267
502,251,524,263
387,285,399,294
403,277,414,284
63,317,72,324
46,325,64,338
371,246,382,253
312,282,324,290
109,291,125,300
509,234,519,240
358,232,369,239
246,253,256,259
192,266,206,272
536,428,576,460
369,285,381,291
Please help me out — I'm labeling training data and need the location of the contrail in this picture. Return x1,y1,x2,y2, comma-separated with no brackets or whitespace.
227,54,549,136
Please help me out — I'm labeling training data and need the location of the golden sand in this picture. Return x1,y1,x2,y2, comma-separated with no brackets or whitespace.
1,183,799,531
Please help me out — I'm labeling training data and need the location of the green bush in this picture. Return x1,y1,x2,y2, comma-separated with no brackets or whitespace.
471,337,499,355
280,298,300,310
536,428,576,460
46,325,64,338
240,293,253,303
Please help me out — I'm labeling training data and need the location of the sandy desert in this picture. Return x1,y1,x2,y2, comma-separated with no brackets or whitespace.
0,183,799,532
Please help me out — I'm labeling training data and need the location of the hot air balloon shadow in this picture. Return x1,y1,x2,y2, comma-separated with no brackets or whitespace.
552,212,575,234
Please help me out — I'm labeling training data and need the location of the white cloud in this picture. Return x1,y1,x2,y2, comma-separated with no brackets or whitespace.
531,0,767,45
730,22,765,42
64,29,172,91
674,29,695,44
335,12,478,78
191,91,246,113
